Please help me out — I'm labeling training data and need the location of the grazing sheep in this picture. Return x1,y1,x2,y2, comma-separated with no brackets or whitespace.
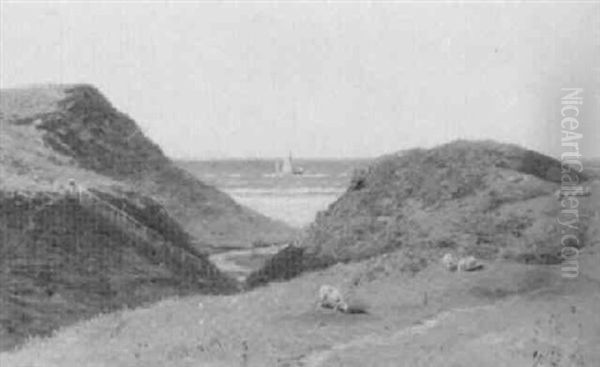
441,253,458,271
457,256,482,272
318,285,348,312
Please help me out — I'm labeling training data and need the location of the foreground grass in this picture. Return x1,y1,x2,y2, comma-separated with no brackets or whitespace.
3,245,600,367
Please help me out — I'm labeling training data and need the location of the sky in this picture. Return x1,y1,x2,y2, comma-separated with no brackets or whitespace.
1,1,599,159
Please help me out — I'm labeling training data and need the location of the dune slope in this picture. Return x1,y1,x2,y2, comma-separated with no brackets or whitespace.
247,140,596,286
1,85,295,249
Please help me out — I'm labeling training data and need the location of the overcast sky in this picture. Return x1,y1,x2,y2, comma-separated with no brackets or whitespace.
1,1,598,159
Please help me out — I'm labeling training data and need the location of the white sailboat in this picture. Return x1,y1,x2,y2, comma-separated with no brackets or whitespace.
274,152,303,176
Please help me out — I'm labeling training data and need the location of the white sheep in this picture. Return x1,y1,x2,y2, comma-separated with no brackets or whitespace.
318,285,348,312
441,253,458,271
458,255,480,272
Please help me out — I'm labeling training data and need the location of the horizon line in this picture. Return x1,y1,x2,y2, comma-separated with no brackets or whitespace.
173,156,376,161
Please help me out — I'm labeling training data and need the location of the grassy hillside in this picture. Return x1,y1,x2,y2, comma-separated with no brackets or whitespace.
247,140,596,286
0,190,237,351
1,85,296,249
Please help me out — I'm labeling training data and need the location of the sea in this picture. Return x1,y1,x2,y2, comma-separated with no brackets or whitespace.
178,158,371,228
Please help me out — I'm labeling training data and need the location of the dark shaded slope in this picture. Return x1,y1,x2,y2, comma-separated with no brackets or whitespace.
0,191,236,351
16,85,294,249
247,140,596,287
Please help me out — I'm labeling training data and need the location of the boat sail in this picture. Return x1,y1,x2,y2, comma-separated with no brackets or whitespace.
282,153,293,174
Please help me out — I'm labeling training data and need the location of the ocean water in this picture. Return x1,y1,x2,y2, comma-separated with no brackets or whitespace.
178,159,370,228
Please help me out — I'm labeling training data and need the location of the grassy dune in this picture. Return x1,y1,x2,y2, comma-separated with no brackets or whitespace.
1,85,296,249
248,141,597,286
302,140,588,262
